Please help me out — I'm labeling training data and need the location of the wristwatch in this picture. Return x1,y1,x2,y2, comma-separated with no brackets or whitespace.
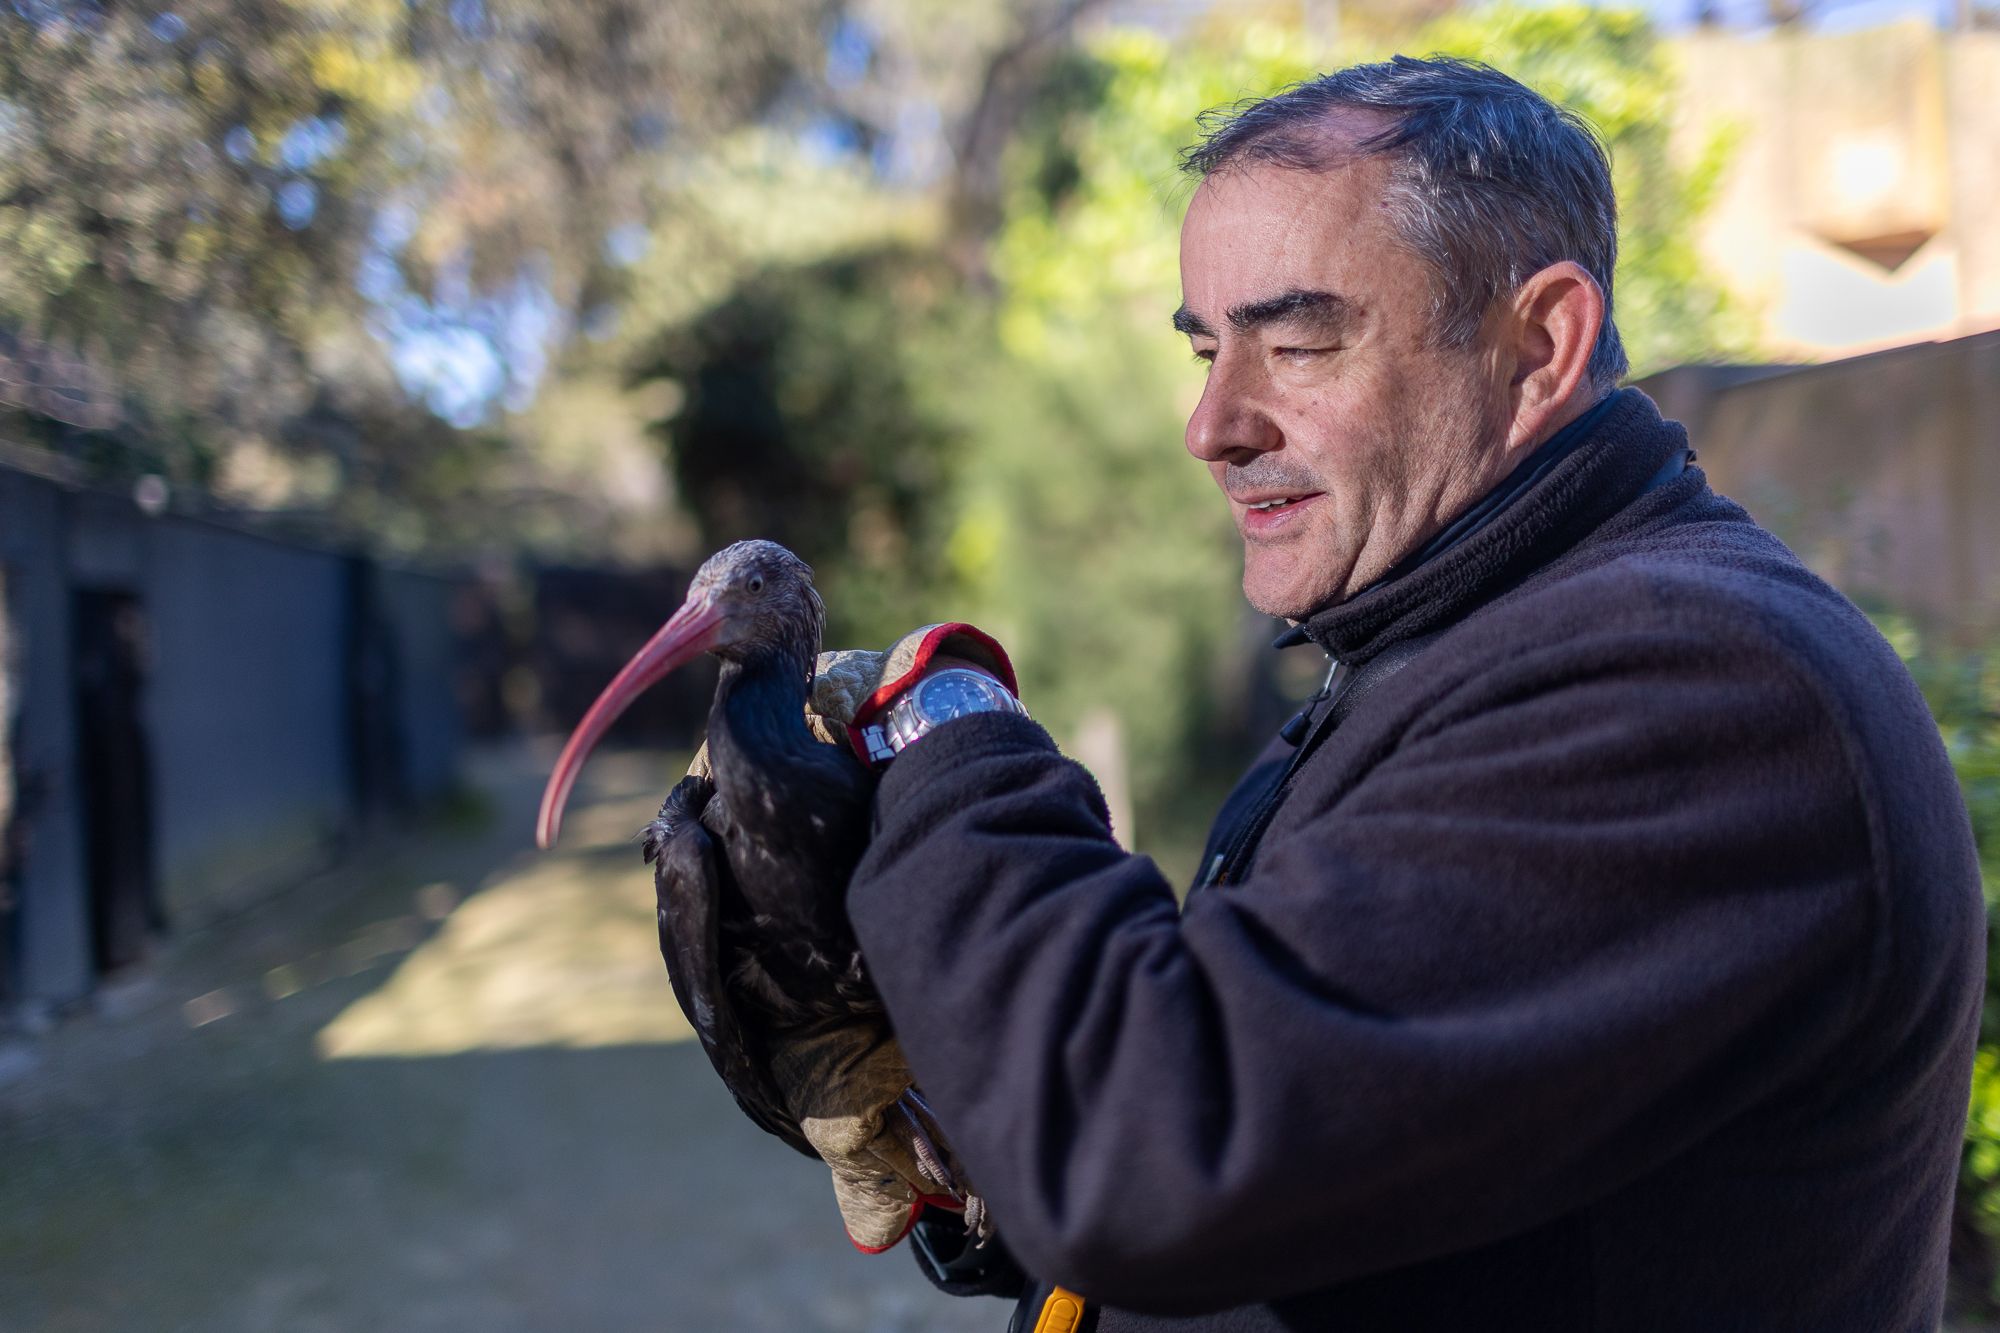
858,667,1028,764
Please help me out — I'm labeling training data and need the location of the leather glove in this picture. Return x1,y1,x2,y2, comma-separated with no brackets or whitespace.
770,1021,983,1251
664,623,1016,1253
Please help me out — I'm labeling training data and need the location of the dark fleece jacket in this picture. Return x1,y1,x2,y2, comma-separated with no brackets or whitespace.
846,389,1985,1331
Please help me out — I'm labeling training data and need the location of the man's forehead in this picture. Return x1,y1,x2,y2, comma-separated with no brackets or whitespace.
1185,146,1389,236
1179,151,1398,312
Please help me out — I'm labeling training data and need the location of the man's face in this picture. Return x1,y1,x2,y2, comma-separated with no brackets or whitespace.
1177,146,1515,620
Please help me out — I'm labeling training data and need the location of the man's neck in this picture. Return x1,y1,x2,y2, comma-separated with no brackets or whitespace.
1528,386,1611,452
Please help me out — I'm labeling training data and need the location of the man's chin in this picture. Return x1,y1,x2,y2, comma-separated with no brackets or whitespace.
1241,557,1345,622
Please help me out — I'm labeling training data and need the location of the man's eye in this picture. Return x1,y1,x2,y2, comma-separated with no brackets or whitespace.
1190,348,1216,370
1275,346,1330,362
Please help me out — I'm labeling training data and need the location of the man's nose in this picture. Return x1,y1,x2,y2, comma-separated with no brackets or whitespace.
1185,356,1281,465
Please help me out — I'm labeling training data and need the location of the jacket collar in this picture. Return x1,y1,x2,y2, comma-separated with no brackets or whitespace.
1285,387,1689,665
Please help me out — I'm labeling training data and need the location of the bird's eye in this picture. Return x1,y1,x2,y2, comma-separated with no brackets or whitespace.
747,574,765,594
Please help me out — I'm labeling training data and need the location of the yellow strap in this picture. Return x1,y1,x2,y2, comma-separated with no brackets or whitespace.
1030,1285,1087,1333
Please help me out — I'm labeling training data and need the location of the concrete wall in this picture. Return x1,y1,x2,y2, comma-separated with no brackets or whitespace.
1667,26,2000,359
0,462,466,1010
1638,329,2000,635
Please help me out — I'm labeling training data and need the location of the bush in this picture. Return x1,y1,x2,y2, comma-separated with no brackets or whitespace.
1874,614,2000,1309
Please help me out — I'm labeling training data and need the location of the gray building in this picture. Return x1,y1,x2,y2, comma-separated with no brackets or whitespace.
0,454,462,1014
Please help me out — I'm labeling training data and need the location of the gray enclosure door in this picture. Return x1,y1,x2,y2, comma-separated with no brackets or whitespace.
73,587,158,974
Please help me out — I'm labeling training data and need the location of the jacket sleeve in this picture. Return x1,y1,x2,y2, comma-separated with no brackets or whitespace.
844,619,1878,1314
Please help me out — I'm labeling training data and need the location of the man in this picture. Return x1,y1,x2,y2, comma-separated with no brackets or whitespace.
830,57,1984,1329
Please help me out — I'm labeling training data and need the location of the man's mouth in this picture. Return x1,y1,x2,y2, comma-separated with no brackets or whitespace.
1233,491,1324,531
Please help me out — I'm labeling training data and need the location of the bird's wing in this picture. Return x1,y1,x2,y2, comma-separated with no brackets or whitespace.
644,775,817,1160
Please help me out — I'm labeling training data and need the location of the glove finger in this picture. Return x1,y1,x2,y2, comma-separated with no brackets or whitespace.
778,1030,972,1199
804,709,847,749
827,1156,921,1252
811,648,889,726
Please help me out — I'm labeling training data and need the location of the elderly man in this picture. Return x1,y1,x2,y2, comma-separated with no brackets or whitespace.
811,57,1983,1330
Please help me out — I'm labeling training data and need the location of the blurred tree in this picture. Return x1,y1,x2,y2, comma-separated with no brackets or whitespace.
928,6,1759,857
0,0,829,530
620,4,1762,867
1868,618,2000,1315
630,246,962,641
930,0,1114,281
0,0,426,464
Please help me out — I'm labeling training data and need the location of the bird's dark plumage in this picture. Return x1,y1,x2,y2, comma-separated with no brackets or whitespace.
643,772,817,1156
608,540,882,1155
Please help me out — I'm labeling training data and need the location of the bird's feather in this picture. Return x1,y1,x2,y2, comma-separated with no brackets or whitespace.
644,774,817,1159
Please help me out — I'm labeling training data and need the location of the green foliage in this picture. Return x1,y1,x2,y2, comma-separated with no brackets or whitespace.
940,6,1763,847
631,247,968,646
926,312,1243,847
0,0,829,543
0,0,425,450
1873,614,2000,1300
623,5,1768,863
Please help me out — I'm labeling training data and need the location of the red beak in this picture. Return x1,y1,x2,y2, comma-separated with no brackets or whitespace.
535,592,728,849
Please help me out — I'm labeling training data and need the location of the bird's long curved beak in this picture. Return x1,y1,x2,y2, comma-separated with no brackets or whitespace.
535,594,727,849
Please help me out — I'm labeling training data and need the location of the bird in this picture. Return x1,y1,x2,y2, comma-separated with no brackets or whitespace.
533,540,966,1202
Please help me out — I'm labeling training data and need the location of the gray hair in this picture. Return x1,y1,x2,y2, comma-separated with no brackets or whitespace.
1182,55,1628,390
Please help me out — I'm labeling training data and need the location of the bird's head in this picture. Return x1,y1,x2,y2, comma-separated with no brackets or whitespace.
535,539,821,849
680,540,824,664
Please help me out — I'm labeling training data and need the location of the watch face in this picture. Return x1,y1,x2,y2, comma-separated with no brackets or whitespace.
916,671,998,724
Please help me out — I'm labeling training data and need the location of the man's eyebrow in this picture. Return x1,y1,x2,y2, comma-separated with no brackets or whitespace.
1171,304,1212,338
1225,288,1354,336
1171,289,1355,341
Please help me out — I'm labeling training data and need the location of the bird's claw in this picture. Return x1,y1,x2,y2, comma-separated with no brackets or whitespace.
896,1088,992,1243
897,1093,958,1197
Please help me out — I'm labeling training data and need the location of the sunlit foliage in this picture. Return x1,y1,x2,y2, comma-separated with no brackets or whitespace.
991,7,1758,377
1883,615,2000,1304
942,6,1760,849
621,6,1761,864
0,0,827,522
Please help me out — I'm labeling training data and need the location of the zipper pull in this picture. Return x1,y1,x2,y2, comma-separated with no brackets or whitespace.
1279,655,1342,746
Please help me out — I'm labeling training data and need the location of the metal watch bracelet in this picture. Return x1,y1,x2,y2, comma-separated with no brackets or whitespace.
858,667,1027,764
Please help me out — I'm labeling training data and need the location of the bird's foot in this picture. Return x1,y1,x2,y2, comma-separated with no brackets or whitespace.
963,1192,990,1245
894,1087,992,1243
896,1091,958,1197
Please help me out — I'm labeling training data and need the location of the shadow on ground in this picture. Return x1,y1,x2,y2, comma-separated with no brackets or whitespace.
0,746,999,1333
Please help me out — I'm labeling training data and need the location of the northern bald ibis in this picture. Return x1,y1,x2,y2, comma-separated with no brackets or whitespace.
533,541,965,1205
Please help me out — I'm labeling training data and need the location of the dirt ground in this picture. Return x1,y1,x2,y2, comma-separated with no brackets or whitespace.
0,745,1003,1333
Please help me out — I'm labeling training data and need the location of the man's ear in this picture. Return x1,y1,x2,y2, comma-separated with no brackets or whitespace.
1504,261,1605,451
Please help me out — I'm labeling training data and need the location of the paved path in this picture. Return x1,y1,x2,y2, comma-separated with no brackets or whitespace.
0,746,1001,1333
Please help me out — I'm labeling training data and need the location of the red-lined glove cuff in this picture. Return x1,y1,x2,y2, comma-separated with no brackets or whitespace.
843,623,1017,760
